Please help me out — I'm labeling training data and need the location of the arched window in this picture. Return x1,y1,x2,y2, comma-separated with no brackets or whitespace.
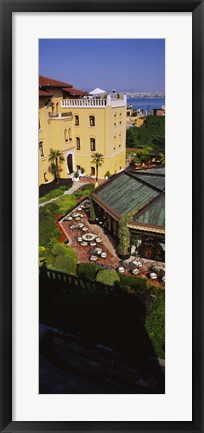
68,128,72,141
89,115,95,127
64,129,68,142
56,103,59,113
114,113,117,125
76,137,80,150
39,141,44,157
91,166,95,176
44,173,48,182
90,138,96,151
75,115,79,126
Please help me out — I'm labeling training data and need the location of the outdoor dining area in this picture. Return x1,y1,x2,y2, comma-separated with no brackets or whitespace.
117,253,165,284
62,200,109,264
61,199,165,286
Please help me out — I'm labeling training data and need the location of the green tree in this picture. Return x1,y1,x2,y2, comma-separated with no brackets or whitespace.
48,148,65,183
90,152,104,182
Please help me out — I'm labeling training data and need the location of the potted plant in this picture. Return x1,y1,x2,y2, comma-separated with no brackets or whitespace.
104,170,111,180
80,167,85,177
73,171,79,181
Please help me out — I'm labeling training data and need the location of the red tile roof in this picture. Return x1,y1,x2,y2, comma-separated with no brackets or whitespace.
39,75,72,88
62,87,86,96
39,89,53,97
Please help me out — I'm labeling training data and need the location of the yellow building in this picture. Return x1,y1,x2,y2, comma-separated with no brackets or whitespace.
39,76,127,185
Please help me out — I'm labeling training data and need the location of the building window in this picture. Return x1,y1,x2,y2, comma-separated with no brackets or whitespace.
52,103,55,113
114,135,116,149
39,141,44,157
90,138,96,151
68,128,72,141
64,129,68,142
89,115,95,127
75,115,79,126
76,137,80,150
56,103,59,113
114,113,117,125
91,166,95,176
44,172,48,182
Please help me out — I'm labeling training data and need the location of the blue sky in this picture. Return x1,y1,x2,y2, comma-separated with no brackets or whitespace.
39,39,165,93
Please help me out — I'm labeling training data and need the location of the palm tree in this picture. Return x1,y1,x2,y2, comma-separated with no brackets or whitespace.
90,152,104,182
48,148,65,184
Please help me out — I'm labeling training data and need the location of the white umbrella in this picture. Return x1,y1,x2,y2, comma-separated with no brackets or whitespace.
89,87,107,97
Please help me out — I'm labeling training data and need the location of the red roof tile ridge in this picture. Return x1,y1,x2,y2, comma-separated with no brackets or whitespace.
39,75,73,88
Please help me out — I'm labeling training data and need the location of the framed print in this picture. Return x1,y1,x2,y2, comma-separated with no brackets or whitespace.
0,0,203,432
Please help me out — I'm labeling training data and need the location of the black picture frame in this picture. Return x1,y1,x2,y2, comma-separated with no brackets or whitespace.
0,1,203,432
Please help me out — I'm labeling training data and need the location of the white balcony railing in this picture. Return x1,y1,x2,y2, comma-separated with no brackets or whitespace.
61,99,107,108
61,94,127,109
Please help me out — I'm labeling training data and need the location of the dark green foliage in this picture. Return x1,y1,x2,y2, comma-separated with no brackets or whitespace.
126,116,165,150
96,269,120,287
118,212,134,256
77,263,101,281
52,243,68,256
48,243,78,274
119,274,147,292
39,188,64,204
145,288,165,358
39,206,60,247
81,184,95,192
89,198,96,222
54,255,76,273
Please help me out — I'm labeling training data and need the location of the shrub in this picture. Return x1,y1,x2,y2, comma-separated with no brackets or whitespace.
81,184,95,192
80,167,85,174
54,195,77,216
73,190,84,199
54,255,76,273
119,274,147,292
58,185,68,192
145,288,165,358
39,246,45,256
39,205,61,247
74,171,79,178
96,269,120,287
77,263,101,281
52,243,68,256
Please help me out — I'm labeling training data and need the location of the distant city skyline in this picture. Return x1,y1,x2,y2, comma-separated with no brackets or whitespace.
39,39,165,93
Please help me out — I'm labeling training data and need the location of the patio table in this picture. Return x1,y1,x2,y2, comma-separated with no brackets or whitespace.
132,268,140,275
101,252,107,258
80,241,88,246
150,272,157,280
90,255,98,261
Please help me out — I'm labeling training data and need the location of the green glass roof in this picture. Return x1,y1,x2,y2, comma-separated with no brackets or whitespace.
134,194,165,227
138,167,165,175
95,172,159,216
132,174,165,191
